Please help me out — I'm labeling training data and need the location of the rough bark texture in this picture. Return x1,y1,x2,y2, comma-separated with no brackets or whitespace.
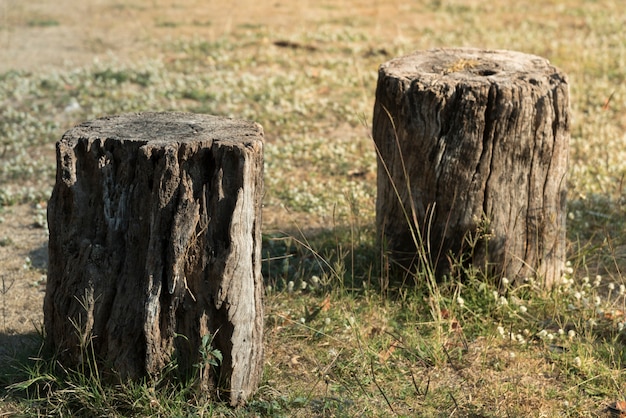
45,112,264,405
373,48,569,287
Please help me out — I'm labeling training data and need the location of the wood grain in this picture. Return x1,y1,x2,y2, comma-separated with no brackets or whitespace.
373,48,569,287
45,112,264,405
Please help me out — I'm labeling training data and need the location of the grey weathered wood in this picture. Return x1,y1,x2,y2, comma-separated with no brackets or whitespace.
373,48,569,287
45,112,264,405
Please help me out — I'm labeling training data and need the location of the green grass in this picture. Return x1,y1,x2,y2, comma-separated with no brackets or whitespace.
26,19,60,28
2,0,626,416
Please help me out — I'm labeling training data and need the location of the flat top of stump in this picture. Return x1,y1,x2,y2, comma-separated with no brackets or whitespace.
381,48,566,86
66,112,263,145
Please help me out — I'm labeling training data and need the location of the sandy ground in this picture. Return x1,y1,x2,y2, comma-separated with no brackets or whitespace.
1,0,251,72
0,0,414,73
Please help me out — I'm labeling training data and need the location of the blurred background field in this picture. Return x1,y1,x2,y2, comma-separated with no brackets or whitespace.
1,0,626,416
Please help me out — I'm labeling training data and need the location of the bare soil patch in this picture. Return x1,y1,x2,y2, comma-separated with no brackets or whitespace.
1,0,421,73
0,204,47,336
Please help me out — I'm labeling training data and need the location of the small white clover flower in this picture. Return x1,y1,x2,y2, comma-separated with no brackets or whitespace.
515,334,526,344
22,256,32,270
574,291,582,300
519,305,527,314
501,277,509,286
324,317,331,325
509,352,516,359
558,328,565,335
573,356,582,367
287,281,295,293
594,275,602,287
618,322,624,332
311,275,320,286
568,329,576,339
594,296,601,306
300,281,308,290
456,296,465,307
608,283,616,291
300,317,306,324
499,296,508,306
538,329,548,338
497,326,505,337
620,284,626,295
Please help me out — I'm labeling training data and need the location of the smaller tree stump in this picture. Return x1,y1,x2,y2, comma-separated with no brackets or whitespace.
373,48,569,287
45,112,264,405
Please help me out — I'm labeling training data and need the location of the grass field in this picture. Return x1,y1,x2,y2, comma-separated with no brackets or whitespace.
1,0,626,416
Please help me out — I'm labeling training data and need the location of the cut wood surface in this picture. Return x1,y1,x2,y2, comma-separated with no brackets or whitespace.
373,48,570,287
45,112,264,405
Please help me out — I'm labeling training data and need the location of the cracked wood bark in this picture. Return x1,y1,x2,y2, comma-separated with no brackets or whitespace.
373,48,569,287
45,112,264,405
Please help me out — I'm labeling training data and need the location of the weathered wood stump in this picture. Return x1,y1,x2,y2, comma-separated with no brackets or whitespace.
45,112,264,405
373,48,569,287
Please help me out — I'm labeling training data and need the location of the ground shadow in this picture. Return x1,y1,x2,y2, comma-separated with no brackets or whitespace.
0,331,43,388
28,242,48,271
261,223,389,293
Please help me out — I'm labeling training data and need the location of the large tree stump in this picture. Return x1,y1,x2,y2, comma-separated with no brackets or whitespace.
373,48,569,287
45,112,264,405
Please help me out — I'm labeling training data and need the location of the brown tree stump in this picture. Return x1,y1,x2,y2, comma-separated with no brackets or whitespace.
373,48,569,287
45,112,264,405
